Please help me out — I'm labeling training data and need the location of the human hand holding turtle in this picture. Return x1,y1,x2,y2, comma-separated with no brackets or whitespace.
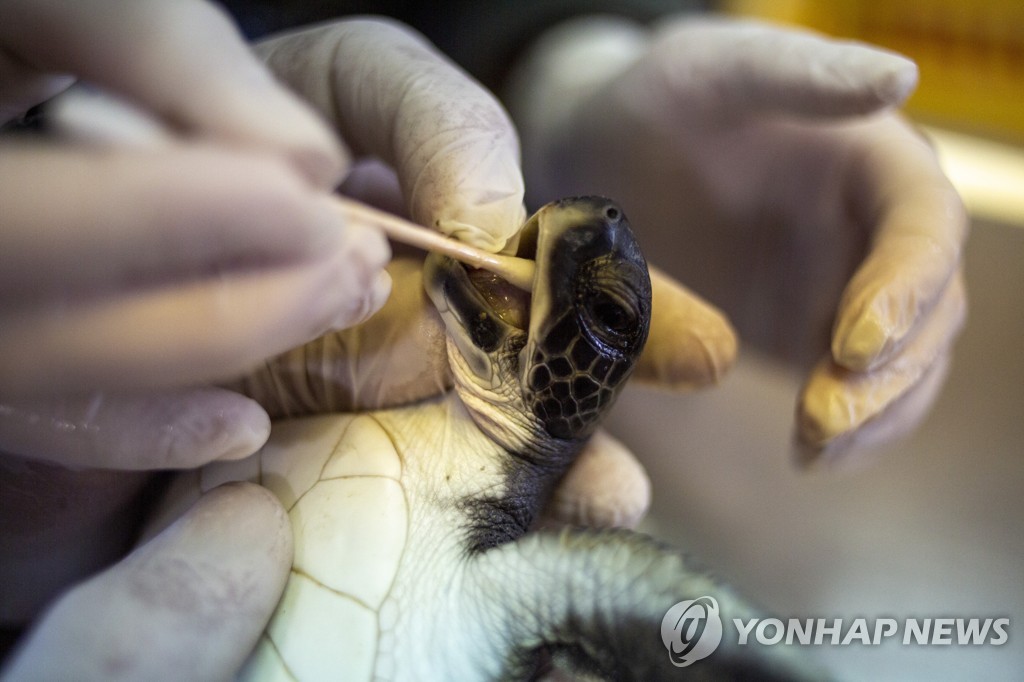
4,12,966,680
2,15,734,679
0,0,379,661
0,1,391,625
13,192,815,680
508,15,967,462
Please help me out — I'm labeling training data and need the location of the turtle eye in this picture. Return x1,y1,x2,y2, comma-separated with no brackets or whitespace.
589,291,636,336
579,285,644,358
572,254,649,360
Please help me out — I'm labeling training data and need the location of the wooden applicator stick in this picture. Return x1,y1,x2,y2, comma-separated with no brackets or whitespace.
333,197,535,292
45,90,537,290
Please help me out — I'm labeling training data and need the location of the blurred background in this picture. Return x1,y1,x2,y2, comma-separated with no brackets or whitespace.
611,1,1023,680
723,0,1024,143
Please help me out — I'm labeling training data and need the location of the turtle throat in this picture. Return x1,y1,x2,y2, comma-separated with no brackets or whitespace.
462,213,540,331
466,269,530,329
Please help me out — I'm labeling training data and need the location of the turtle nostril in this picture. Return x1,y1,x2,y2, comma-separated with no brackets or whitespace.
603,205,620,222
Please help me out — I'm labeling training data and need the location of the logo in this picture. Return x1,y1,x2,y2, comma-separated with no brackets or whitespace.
660,596,723,667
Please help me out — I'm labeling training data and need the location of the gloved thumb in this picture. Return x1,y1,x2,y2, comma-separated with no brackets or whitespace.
4,483,291,681
508,15,918,138
641,17,919,119
257,19,526,252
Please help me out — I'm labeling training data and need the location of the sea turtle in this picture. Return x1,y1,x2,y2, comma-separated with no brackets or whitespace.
151,197,817,680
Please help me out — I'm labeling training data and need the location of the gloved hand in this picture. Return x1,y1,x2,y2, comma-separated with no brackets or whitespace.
1,15,737,676
0,0,375,641
2,483,292,681
0,0,391,397
506,16,967,462
0,8,484,672
0,0,394,474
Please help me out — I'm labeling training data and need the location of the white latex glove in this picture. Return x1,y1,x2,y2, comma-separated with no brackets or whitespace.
0,17,736,676
508,17,968,463
2,483,292,682
255,18,528,252
0,9,523,655
0,0,392,396
0,3,392,639
0,0,367,638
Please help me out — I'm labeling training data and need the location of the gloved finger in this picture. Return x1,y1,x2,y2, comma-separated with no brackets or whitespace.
642,17,918,118
799,353,952,468
798,270,966,455
0,0,344,186
832,119,968,371
0,387,269,470
0,234,391,396
338,157,409,222
229,257,452,417
632,266,738,389
256,18,526,251
2,482,292,682
537,429,651,530
0,144,375,308
230,158,482,417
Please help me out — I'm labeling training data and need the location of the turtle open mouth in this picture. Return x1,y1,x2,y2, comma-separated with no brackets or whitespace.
466,269,531,330
463,210,540,332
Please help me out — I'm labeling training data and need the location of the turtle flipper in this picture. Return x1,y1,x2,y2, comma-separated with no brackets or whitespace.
465,528,828,681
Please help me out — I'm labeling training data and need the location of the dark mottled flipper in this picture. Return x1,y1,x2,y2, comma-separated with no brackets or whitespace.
469,528,829,681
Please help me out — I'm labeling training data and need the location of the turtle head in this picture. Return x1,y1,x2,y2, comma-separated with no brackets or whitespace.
424,197,651,452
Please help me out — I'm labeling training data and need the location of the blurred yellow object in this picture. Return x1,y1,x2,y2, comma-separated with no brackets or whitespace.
722,0,1024,142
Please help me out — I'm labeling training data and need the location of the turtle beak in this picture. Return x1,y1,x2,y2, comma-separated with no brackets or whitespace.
514,209,542,262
